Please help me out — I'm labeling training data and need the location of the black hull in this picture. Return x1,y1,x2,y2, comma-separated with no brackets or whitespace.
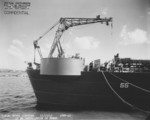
27,69,150,111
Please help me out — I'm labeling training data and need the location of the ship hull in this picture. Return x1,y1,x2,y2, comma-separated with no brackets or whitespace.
27,69,150,111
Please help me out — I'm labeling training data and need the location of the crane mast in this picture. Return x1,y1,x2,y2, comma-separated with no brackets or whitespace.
33,15,113,62
49,15,112,58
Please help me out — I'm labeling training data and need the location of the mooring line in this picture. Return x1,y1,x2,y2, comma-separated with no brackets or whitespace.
101,71,150,113
109,72,150,93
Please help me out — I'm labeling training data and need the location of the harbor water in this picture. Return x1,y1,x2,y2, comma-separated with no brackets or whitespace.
0,76,148,120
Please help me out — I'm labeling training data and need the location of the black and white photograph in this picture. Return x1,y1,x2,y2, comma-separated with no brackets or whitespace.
0,0,150,119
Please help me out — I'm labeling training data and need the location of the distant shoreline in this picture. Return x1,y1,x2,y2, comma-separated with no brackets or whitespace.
0,69,27,77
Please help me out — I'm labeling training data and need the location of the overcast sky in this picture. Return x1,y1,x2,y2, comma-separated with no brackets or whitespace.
0,0,150,70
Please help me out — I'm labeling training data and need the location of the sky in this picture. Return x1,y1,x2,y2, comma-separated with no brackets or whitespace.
0,0,150,70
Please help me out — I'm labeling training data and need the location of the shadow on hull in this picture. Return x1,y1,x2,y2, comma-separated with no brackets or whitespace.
35,102,133,112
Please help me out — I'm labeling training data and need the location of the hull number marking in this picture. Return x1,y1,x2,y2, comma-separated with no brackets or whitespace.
120,83,129,88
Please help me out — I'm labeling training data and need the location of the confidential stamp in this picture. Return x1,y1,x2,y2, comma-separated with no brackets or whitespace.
4,1,30,15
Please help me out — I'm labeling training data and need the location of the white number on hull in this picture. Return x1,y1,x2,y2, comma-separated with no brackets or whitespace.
120,83,129,88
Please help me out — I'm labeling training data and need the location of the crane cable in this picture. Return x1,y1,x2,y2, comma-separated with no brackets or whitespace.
36,20,59,42
111,21,113,36
109,72,150,93
102,19,150,113
33,20,59,63
102,71,150,113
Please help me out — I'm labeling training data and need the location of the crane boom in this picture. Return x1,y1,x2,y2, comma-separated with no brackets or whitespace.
49,15,112,58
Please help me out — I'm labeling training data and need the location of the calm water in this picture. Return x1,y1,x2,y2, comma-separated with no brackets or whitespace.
0,77,148,120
